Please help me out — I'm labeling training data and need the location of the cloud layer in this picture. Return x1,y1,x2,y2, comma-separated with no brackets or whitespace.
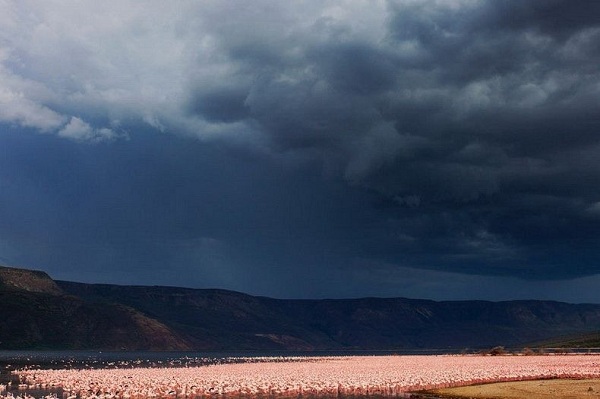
1,0,600,300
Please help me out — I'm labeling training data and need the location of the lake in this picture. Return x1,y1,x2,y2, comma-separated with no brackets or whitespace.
0,350,457,398
3,350,598,398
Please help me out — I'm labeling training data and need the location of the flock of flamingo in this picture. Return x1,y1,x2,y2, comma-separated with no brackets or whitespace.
2,354,600,398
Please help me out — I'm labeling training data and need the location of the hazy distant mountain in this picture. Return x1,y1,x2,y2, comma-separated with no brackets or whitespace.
2,264,600,350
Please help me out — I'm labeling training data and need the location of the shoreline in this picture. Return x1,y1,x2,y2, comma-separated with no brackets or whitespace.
428,378,600,399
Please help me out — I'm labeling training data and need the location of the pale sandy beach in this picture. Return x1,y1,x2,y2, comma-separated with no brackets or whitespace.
430,378,600,399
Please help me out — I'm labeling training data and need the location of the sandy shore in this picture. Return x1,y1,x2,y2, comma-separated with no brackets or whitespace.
430,378,600,398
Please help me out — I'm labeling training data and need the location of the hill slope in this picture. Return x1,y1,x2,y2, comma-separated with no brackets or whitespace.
57,280,600,350
0,266,191,350
3,264,600,350
0,265,63,295
531,331,600,349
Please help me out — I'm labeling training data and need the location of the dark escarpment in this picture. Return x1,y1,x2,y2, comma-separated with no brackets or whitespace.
0,266,190,350
2,264,600,350
56,281,600,351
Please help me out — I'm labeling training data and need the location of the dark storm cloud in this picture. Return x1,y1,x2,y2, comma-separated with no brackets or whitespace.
184,0,600,280
480,0,600,39
1,0,600,300
188,88,251,123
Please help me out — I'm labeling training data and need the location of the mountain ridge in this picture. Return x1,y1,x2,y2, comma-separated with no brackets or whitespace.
0,265,63,295
2,264,600,351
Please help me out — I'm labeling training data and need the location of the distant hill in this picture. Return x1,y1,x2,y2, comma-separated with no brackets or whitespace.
2,264,600,350
530,331,600,349
0,265,190,350
0,265,63,295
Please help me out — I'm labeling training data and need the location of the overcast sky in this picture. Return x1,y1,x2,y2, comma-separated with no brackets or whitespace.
1,0,600,303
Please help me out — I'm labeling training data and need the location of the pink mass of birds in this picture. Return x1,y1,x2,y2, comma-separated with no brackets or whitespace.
6,355,600,398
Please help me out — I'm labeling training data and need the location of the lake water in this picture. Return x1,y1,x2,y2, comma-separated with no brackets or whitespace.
0,349,460,370
0,350,450,398
3,349,598,398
